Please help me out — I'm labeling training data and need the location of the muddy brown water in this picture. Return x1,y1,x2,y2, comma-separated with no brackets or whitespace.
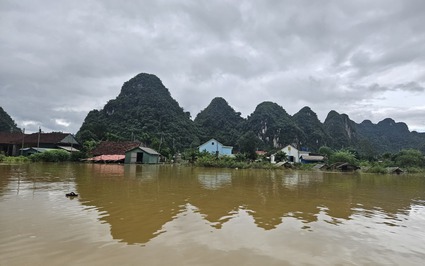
1,163,425,265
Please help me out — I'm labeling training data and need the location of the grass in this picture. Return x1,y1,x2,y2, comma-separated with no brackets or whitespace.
0,155,30,164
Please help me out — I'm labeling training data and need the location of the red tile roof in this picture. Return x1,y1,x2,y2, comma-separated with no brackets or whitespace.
0,132,73,145
86,155,126,162
91,141,141,156
0,132,25,144
24,132,71,144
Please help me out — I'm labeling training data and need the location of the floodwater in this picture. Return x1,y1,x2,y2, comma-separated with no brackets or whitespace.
1,163,425,266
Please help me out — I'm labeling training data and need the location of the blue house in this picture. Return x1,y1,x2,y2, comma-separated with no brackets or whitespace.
199,139,233,156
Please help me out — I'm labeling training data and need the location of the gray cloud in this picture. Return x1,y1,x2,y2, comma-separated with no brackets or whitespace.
394,82,425,92
1,0,425,133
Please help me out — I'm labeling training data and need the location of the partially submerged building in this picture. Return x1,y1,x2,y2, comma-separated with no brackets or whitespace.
199,139,233,156
329,162,360,172
299,155,325,164
387,167,404,174
271,144,315,164
0,132,79,156
87,141,160,164
125,147,160,164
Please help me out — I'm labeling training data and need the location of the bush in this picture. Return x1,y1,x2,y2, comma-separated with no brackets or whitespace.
274,151,287,163
405,167,424,174
329,150,358,165
394,149,424,168
29,150,71,162
0,155,30,164
194,153,276,169
70,151,86,161
365,165,387,174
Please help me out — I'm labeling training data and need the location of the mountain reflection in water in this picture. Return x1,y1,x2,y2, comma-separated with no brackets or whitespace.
2,163,425,265
65,164,423,245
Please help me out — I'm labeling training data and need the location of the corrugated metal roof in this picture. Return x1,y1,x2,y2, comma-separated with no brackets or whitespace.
57,146,80,152
300,155,324,161
140,147,160,155
20,147,55,153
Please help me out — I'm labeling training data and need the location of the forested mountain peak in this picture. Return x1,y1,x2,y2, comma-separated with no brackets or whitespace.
119,73,171,98
205,97,233,110
246,101,303,149
356,117,415,153
194,97,244,145
360,120,373,126
293,106,331,150
377,118,409,132
251,101,290,117
325,110,343,121
323,110,358,149
0,107,21,133
76,73,197,155
195,97,242,119
295,106,316,117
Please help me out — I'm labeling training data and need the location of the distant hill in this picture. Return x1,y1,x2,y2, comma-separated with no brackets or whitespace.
356,118,425,154
76,73,425,156
323,110,358,149
243,102,304,150
0,107,21,133
293,106,331,151
194,97,244,146
76,73,199,155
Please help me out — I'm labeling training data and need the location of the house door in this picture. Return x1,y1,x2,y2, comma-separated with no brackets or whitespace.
136,152,144,163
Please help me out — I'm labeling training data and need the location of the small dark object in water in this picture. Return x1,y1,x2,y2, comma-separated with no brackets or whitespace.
66,192,78,197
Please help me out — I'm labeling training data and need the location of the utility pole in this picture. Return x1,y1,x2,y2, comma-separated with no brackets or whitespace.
21,128,25,156
37,127,41,148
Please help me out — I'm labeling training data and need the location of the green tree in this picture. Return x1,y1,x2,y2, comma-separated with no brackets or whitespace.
237,131,261,160
329,150,358,165
82,140,99,155
318,146,333,160
394,149,424,168
274,151,287,162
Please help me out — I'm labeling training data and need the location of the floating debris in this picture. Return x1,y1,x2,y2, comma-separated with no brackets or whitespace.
66,192,78,197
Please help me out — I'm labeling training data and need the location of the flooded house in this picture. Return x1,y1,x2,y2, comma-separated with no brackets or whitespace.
0,132,79,156
198,138,233,156
88,141,160,164
125,146,161,164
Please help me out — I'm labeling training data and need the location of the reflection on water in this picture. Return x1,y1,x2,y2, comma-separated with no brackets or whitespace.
198,171,232,190
1,163,425,265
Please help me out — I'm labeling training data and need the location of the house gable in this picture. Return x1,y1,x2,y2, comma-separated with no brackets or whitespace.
125,146,160,164
281,144,300,163
199,138,233,156
59,134,79,145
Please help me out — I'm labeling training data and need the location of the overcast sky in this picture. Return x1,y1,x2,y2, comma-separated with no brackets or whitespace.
1,0,425,134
